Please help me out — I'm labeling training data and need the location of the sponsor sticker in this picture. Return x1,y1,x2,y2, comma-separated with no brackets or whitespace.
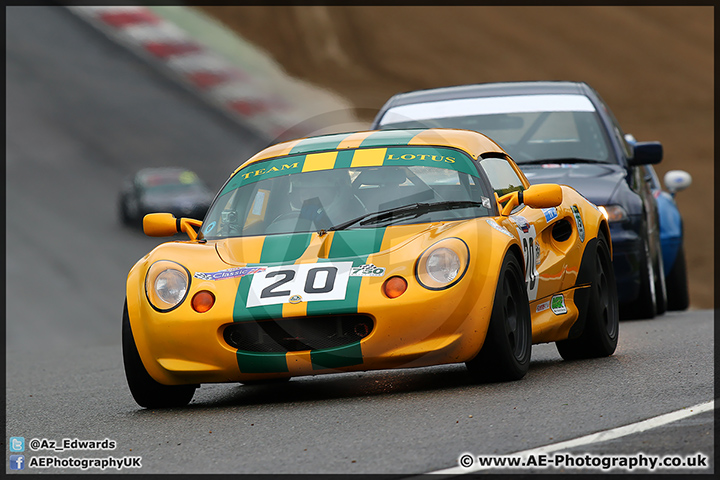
542,207,558,223
194,266,266,281
481,196,492,209
534,241,541,266
350,264,386,277
551,294,568,315
572,205,585,242
511,215,539,301
486,219,514,238
289,294,303,304
536,300,550,313
179,171,198,184
509,215,530,233
541,163,578,169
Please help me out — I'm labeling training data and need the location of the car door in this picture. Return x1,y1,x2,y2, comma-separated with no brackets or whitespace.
478,156,582,304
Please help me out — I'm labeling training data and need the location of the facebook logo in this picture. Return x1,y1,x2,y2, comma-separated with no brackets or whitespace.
10,455,25,470
9,437,25,452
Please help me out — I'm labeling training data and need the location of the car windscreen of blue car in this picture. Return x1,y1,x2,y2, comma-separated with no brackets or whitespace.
378,94,613,164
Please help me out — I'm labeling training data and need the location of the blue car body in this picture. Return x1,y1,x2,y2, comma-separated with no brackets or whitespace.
657,190,683,275
644,165,683,276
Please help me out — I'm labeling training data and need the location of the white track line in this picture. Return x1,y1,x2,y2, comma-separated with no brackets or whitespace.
429,399,714,475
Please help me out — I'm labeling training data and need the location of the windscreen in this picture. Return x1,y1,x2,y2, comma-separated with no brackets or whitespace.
139,170,207,194
201,146,494,239
379,94,613,164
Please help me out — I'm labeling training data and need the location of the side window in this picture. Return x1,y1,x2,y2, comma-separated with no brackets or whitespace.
478,157,525,198
594,91,632,159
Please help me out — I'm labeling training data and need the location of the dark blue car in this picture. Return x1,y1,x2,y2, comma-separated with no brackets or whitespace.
372,81,668,319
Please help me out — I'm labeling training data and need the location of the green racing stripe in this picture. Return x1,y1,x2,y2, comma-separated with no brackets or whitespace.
308,228,386,370
232,229,387,373
232,233,313,373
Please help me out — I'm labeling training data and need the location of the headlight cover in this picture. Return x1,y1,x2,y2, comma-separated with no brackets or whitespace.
598,205,628,223
145,260,190,312
416,238,470,290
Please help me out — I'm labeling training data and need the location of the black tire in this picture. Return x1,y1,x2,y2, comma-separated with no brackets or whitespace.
556,232,619,359
119,199,132,226
240,378,291,386
122,301,196,408
466,253,531,381
654,243,667,316
621,237,657,320
666,247,690,311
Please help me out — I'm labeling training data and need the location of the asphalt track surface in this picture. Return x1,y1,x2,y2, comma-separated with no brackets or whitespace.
5,7,715,475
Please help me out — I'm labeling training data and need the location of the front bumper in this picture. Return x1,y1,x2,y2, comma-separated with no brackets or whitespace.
127,261,498,386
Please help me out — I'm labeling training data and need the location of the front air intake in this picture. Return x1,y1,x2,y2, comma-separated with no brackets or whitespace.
552,219,573,242
223,315,374,353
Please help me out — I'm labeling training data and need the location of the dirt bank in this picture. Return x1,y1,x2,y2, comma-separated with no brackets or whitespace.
198,6,713,308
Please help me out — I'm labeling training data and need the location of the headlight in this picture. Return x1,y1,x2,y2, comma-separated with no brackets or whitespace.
416,238,470,290
598,205,628,223
145,260,190,311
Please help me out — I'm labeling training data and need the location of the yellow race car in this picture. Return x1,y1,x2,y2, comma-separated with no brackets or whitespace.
123,128,618,408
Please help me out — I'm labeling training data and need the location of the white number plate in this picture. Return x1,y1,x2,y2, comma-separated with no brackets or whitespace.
246,262,353,308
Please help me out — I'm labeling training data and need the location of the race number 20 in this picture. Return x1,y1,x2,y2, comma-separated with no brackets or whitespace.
246,262,353,307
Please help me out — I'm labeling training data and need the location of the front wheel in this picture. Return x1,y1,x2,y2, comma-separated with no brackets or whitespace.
122,301,196,408
119,199,132,226
466,253,531,381
621,237,657,320
654,243,667,316
240,378,291,386
666,247,689,311
556,232,619,359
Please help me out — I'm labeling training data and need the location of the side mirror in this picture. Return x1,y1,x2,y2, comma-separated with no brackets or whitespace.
628,141,663,166
664,170,692,194
498,184,562,216
143,213,202,240
522,183,563,208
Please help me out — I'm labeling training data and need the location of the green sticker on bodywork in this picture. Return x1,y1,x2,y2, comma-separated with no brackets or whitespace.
221,156,304,195
572,205,585,243
380,146,478,177
551,294,568,315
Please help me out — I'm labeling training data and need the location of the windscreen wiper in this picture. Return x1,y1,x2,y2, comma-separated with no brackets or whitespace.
329,201,485,231
518,157,610,165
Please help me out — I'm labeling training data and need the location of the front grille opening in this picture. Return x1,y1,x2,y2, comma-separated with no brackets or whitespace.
223,315,374,353
552,219,573,242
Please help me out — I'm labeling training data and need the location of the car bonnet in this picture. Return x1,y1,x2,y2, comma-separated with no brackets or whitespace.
519,163,625,206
